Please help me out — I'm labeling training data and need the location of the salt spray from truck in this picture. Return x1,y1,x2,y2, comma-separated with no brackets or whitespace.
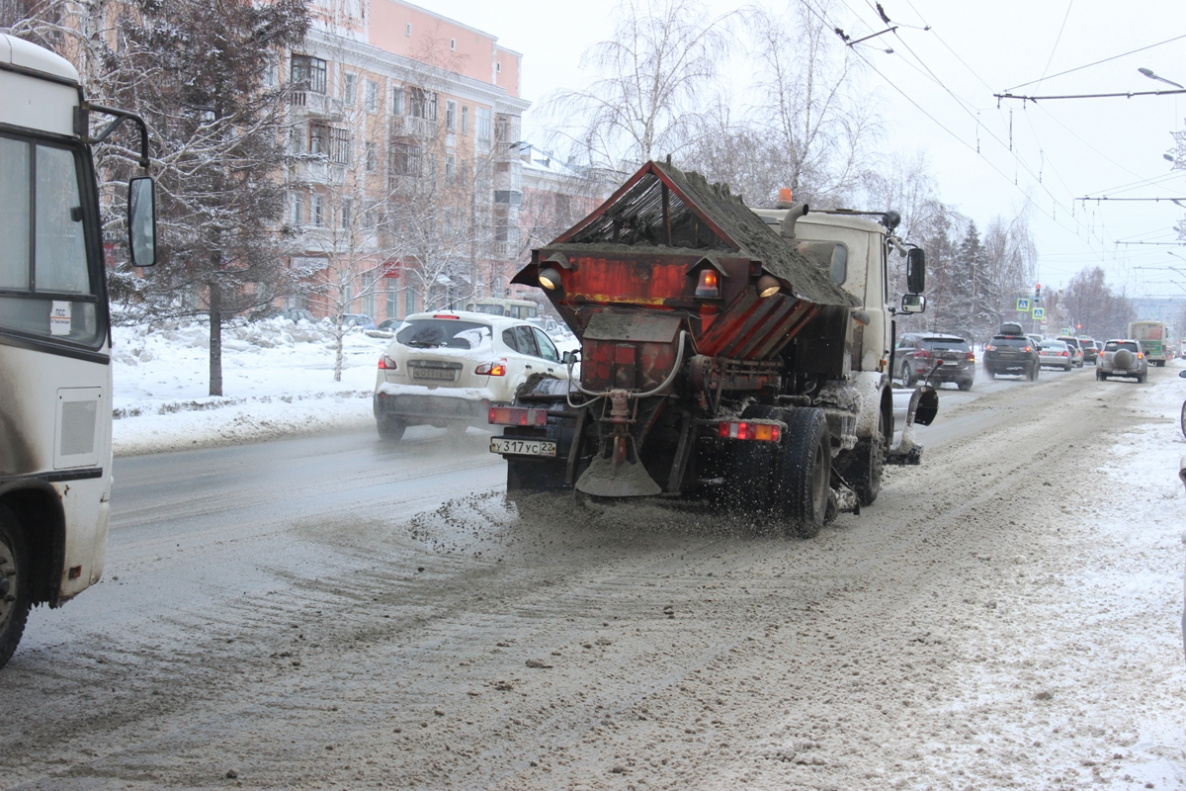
0,33,156,667
489,161,936,536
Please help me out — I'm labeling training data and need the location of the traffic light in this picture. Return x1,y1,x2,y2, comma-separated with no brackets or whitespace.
1034,283,1041,301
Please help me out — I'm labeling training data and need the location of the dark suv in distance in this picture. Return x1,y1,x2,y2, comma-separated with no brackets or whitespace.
984,333,1040,380
894,332,976,390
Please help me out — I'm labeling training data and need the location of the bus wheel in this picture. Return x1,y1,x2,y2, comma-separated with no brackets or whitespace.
0,505,31,670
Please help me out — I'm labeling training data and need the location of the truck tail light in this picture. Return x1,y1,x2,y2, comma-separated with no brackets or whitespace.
489,406,548,426
718,421,781,442
378,354,398,370
476,359,508,376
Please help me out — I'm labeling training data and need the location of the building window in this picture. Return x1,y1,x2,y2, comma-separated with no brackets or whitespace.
445,154,456,185
450,38,456,51
405,287,416,315
405,22,412,36
461,106,468,135
386,281,397,318
341,198,353,230
331,127,351,164
476,107,492,142
312,194,325,226
263,59,278,87
309,123,328,155
290,54,327,93
290,193,303,226
366,80,378,113
343,73,356,106
391,141,422,176
446,100,457,131
365,141,377,173
496,62,502,73
408,87,436,120
392,87,404,115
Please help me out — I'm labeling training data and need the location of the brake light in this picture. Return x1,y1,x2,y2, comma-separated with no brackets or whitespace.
985,343,996,351
378,354,398,370
489,406,548,426
476,359,508,376
718,421,781,442
432,313,459,319
913,350,933,360
1137,352,1145,359
1060,351,1068,357
966,351,976,361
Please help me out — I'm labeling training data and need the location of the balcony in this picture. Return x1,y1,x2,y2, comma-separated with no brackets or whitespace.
289,91,339,119
390,115,436,139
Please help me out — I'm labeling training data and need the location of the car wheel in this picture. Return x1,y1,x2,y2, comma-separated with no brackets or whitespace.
377,416,407,441
1180,398,1186,440
957,379,972,391
986,369,996,379
0,506,31,670
1138,373,1147,384
1096,369,1105,381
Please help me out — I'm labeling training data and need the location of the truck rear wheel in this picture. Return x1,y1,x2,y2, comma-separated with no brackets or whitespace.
777,407,832,538
0,505,31,669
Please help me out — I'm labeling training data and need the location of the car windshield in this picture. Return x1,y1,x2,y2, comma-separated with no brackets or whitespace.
396,319,492,350
920,338,968,352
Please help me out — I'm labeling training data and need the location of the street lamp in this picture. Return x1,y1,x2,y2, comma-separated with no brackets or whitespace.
1139,67,1185,90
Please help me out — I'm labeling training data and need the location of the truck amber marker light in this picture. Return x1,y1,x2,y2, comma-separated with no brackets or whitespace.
694,269,720,298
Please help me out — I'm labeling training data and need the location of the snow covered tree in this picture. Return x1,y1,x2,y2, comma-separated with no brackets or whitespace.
100,0,310,396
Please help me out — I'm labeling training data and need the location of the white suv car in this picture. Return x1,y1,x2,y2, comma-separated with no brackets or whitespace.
373,311,569,440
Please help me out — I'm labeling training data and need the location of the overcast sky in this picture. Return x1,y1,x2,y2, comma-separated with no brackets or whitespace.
424,0,1186,298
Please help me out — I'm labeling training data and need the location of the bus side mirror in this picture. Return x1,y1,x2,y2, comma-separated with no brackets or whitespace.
906,247,925,294
128,176,157,267
900,293,926,314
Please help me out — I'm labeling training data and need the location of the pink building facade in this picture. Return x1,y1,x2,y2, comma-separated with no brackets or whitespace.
284,0,529,323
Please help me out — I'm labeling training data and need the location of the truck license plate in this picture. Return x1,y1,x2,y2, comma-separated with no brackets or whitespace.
490,437,557,457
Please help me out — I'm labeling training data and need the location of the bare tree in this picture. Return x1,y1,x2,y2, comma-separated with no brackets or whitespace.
543,0,734,167
1060,267,1133,339
744,1,881,205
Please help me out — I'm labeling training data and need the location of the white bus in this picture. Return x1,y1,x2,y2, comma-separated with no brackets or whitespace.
0,33,156,667
464,297,539,320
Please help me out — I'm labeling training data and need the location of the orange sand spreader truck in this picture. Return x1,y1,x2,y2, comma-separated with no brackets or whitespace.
489,161,937,537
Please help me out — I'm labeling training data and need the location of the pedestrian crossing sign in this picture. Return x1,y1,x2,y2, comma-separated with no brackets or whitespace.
1032,307,1045,320
1016,297,1031,311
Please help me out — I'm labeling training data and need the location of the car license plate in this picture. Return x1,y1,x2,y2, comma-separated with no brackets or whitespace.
413,367,456,381
490,437,557,457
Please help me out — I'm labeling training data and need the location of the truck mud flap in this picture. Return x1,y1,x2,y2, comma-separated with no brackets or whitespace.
887,385,938,465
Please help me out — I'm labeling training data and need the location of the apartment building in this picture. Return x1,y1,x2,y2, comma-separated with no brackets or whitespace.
284,0,529,322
